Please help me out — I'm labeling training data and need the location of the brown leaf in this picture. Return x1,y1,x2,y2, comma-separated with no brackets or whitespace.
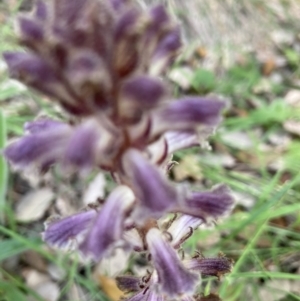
173,154,202,181
95,274,124,301
284,120,300,136
262,58,276,76
15,188,54,222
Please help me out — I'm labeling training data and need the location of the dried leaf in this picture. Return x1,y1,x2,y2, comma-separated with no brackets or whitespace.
285,89,300,107
168,67,194,90
16,188,54,222
173,154,202,181
284,120,300,136
95,274,124,301
83,172,106,205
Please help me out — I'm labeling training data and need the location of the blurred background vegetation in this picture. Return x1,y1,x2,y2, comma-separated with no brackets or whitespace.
1,0,300,300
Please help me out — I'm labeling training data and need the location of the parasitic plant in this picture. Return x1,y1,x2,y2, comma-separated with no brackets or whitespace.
3,0,235,299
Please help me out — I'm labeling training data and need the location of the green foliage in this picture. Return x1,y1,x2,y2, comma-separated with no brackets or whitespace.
191,69,216,94
0,110,7,222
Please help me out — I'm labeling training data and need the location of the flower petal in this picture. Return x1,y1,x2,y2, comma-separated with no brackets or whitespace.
123,149,179,220
3,52,76,107
113,8,141,76
150,27,181,76
149,5,170,29
34,0,48,20
116,275,141,293
42,210,97,249
53,0,88,24
79,186,135,261
164,131,199,154
4,124,71,169
184,256,233,279
64,121,99,168
3,52,56,82
18,16,44,43
119,75,167,122
24,118,68,134
125,290,148,301
152,97,225,137
146,228,198,296
184,185,235,220
167,214,202,249
123,228,144,252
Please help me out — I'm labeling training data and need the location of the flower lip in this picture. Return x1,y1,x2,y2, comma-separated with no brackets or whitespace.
146,228,199,296
79,185,135,261
42,209,97,249
116,275,142,293
166,214,203,249
122,149,180,221
4,124,71,169
151,97,225,137
183,184,235,220
184,254,233,279
18,16,44,42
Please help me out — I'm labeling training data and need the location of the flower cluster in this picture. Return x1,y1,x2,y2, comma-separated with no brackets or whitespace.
3,0,235,300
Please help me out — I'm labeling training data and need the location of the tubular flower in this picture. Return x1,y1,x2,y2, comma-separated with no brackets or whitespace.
3,0,235,299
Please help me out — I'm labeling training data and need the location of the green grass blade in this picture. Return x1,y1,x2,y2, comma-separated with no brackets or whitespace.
0,109,8,223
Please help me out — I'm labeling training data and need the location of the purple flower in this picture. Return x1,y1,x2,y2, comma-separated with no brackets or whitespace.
79,186,135,261
166,214,203,249
123,149,180,220
3,0,234,299
164,131,199,154
184,255,233,279
4,0,181,115
4,118,117,171
4,120,71,170
183,185,235,220
119,76,167,123
146,228,198,296
151,97,225,137
116,275,142,293
42,210,97,250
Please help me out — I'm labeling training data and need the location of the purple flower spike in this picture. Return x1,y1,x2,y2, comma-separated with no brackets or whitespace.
79,186,135,261
184,255,233,279
116,275,141,293
123,149,179,220
184,185,234,220
42,210,97,249
146,228,198,296
152,97,225,136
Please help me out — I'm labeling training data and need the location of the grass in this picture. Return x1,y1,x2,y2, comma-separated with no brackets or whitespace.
1,0,300,301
